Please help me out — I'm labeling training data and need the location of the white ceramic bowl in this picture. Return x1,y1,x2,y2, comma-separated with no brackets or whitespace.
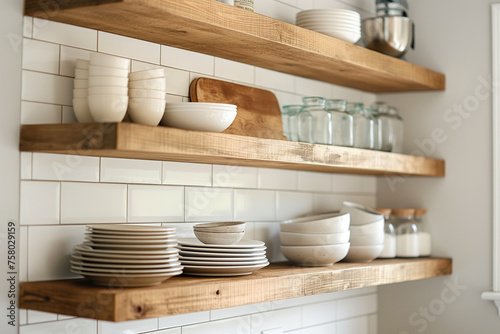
74,79,88,89
194,230,245,245
280,213,350,234
128,78,166,91
74,68,89,79
165,102,237,111
349,220,384,235
350,231,384,246
340,201,384,225
73,88,88,98
281,243,350,266
161,109,237,132
296,17,361,24
129,88,166,99
72,98,94,123
89,65,129,78
297,9,361,18
88,86,128,96
88,95,128,122
279,230,350,246
128,97,166,126
90,53,130,70
343,244,384,263
76,59,90,69
308,29,361,43
298,23,360,31
193,222,246,233
129,68,166,81
88,76,128,87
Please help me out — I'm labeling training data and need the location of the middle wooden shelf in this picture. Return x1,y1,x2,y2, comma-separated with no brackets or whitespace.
19,122,445,177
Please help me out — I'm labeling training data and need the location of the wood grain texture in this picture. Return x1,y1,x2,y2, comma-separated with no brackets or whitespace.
190,78,286,140
19,258,452,322
24,0,445,93
20,123,445,177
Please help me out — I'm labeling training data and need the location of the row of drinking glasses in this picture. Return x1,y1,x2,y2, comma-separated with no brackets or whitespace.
281,97,404,153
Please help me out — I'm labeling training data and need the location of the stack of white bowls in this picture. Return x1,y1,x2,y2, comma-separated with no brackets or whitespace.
128,68,167,126
73,59,93,123
87,53,130,122
161,102,237,132
296,9,361,43
341,201,384,262
279,213,350,266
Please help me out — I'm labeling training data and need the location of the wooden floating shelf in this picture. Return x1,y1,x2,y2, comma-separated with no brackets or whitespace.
20,123,445,177
19,258,452,322
24,0,445,93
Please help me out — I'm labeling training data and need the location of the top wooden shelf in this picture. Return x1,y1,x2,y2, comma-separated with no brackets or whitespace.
24,0,445,93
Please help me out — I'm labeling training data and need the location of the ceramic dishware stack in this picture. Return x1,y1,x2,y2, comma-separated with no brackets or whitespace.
73,59,93,123
296,9,361,43
193,221,246,245
177,232,269,276
71,224,182,287
279,212,351,266
340,201,385,262
87,53,130,122
128,68,167,126
161,102,237,132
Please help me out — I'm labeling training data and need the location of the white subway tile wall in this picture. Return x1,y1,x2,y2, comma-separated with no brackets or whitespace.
20,0,379,332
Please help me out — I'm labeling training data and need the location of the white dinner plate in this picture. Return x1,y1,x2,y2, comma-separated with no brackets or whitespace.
72,269,182,287
178,245,266,253
85,236,177,245
85,232,176,240
84,241,177,251
179,250,267,257
70,259,182,269
179,255,267,262
180,259,269,266
177,238,265,248
74,244,179,258
71,264,183,274
87,224,175,233
72,253,179,264
182,262,269,276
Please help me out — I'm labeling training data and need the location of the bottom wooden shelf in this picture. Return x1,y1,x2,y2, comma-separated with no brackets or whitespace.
20,258,452,322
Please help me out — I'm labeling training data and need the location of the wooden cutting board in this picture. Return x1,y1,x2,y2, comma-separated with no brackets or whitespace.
190,77,286,140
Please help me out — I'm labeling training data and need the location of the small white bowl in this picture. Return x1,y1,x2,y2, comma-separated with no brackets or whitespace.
280,213,350,234
128,97,166,126
281,243,350,266
89,65,129,78
88,86,128,96
88,95,128,122
75,59,90,70
74,79,88,89
128,78,166,91
343,244,384,263
129,68,166,81
90,53,130,70
74,68,89,79
161,109,236,132
194,230,245,245
88,76,129,87
340,201,383,225
165,102,237,111
193,222,245,233
73,88,88,98
349,220,384,235
72,98,94,123
129,88,166,99
350,231,385,246
279,230,350,246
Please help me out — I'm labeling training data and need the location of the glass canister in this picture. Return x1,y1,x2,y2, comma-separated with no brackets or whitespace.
282,105,302,142
376,208,396,259
325,99,353,147
389,106,404,153
414,208,431,257
348,102,374,149
371,101,394,152
303,97,332,145
392,208,420,258
297,106,313,143
365,109,381,150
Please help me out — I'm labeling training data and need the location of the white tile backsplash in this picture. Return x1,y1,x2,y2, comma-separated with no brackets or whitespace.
163,161,212,186
22,39,59,74
33,18,97,50
22,70,73,105
98,318,157,334
212,165,258,188
255,67,295,92
27,310,58,324
23,16,33,38
183,316,251,334
287,322,336,334
337,294,377,320
210,302,272,321
185,187,233,222
234,189,275,221
159,311,210,329
20,226,28,282
60,182,127,224
21,101,62,125
59,45,92,77
20,318,97,334
295,76,333,98
258,168,297,190
297,171,332,192
251,308,302,333
20,181,60,225
161,45,214,75
33,153,99,182
302,300,336,327
98,31,160,64
164,66,191,96
214,57,255,84
20,152,32,180
331,174,377,193
101,158,162,184
128,185,184,222
276,191,313,221
335,316,369,334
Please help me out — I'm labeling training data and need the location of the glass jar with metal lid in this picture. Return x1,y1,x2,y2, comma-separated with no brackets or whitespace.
414,208,431,257
376,208,396,258
392,208,419,258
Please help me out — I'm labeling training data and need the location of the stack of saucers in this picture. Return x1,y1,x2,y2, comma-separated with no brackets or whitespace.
161,102,237,132
296,9,361,43
178,238,269,276
128,68,167,126
73,59,93,123
340,201,385,262
71,224,182,287
87,53,130,122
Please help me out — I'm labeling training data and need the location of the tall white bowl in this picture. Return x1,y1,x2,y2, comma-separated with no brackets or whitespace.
343,244,384,263
128,97,166,126
340,201,383,225
280,212,350,233
281,243,350,266
88,95,128,122
279,230,350,246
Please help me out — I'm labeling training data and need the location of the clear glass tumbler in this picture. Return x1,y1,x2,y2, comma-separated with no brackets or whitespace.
303,97,332,145
348,103,374,149
325,99,353,147
297,107,313,143
372,101,393,152
282,105,302,142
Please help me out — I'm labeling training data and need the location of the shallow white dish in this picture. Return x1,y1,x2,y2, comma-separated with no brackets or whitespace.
88,224,175,233
165,102,237,109
341,201,384,225
280,212,350,233
73,89,88,98
179,255,267,262
84,241,176,251
179,250,266,257
279,230,350,246
71,259,182,269
178,238,264,248
74,68,89,79
182,262,269,276
180,259,268,266
74,244,178,257
349,220,384,235
76,59,90,69
350,231,385,246
72,269,182,287
306,29,361,43
296,17,361,24
297,9,361,18
343,244,384,263
161,109,237,132
85,236,176,245
280,243,350,267
85,232,175,240
179,245,266,253
72,253,179,264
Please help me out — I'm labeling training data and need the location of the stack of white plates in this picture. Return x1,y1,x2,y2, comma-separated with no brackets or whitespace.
161,102,237,132
296,9,361,43
71,224,182,287
178,238,269,276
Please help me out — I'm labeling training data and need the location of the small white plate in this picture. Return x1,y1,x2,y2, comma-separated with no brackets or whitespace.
71,259,182,269
74,244,178,257
72,253,179,264
85,232,176,240
178,245,266,253
180,259,268,266
71,265,183,274
178,238,264,248
179,255,267,262
84,241,177,251
85,236,177,245
179,250,266,257
182,262,269,276
87,224,175,233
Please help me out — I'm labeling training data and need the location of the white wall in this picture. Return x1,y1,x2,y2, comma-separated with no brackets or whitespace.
377,0,500,333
